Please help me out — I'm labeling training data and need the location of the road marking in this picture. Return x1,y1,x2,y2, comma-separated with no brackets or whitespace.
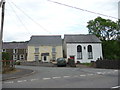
52,77,61,79
80,75,86,77
97,72,104,75
114,70,118,72
43,78,51,80
111,86,120,89
87,74,94,76
63,76,70,78
4,81,14,84
17,80,27,83
31,79,39,81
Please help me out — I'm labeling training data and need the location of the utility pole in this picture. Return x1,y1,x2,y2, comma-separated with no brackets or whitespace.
118,1,120,21
0,0,5,73
0,0,5,89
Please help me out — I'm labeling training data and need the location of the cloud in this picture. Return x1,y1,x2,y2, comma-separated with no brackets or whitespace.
3,0,119,41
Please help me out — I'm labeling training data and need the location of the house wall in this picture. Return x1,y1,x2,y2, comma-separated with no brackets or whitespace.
66,43,103,63
3,49,27,60
27,45,63,62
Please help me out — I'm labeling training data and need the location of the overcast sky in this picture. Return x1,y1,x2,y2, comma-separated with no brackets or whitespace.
2,0,119,42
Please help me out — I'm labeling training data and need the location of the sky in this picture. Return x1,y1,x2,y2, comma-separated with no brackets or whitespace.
1,0,120,42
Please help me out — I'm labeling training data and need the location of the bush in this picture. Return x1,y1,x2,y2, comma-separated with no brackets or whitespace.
102,40,120,60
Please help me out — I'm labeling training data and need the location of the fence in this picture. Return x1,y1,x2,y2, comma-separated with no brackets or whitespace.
95,60,120,69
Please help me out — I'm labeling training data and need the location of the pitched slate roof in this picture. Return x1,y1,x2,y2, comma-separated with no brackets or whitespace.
64,34,101,43
28,35,62,46
3,42,28,49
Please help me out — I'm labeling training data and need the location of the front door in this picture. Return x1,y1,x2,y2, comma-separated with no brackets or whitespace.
35,55,39,61
42,56,48,62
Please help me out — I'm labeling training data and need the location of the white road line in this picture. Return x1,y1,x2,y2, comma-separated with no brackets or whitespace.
87,74,94,76
114,70,118,72
4,81,14,84
97,72,104,75
52,77,61,79
111,86,120,89
80,75,86,77
17,80,27,83
31,79,39,81
43,78,51,80
63,76,70,78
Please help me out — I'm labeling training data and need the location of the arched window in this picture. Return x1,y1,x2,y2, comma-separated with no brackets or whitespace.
77,45,82,59
87,45,93,59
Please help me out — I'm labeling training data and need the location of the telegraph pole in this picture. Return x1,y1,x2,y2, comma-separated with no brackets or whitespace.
118,1,120,20
0,0,5,74
0,1,5,89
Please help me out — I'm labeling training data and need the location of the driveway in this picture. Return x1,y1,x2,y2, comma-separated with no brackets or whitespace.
2,65,119,88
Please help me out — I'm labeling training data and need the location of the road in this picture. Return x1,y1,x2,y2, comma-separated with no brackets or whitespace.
2,66,119,88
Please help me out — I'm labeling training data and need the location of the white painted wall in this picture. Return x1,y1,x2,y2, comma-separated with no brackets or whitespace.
66,43,103,63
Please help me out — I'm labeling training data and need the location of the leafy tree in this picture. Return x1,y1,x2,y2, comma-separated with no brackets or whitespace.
102,40,120,60
87,17,119,41
2,52,10,60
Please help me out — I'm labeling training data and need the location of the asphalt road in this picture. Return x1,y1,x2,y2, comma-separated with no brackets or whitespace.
2,66,119,88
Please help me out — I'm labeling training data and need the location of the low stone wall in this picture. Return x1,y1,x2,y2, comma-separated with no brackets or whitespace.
95,60,120,69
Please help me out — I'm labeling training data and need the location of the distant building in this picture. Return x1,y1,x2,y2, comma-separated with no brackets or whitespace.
63,34,103,63
2,42,28,60
27,35,63,62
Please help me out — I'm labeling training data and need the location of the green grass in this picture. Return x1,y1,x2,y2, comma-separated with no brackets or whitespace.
80,63,92,66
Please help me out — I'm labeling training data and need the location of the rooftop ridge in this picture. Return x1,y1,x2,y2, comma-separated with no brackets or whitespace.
31,35,61,37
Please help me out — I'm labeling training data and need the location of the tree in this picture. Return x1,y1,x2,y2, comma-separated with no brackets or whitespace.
102,40,120,60
87,17,119,41
2,52,10,60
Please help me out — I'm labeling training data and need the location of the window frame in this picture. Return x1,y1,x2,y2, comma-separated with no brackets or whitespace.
87,45,93,59
77,45,82,59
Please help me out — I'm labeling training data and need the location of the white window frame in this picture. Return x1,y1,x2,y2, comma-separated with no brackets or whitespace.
20,54,24,60
13,49,18,54
2,49,6,52
13,55,18,60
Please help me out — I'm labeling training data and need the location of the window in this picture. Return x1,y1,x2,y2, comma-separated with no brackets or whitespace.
35,55,39,61
88,45,93,59
35,47,39,53
2,49,6,52
77,45,82,59
13,49,18,53
20,55,24,60
13,55,17,60
52,47,56,52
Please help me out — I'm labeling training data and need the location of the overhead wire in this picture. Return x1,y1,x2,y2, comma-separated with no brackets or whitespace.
7,2,32,36
48,0,118,20
10,1,52,34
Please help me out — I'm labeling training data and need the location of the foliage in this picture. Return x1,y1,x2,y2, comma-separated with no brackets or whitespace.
2,52,10,60
80,63,92,66
87,17,119,41
102,40,120,60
